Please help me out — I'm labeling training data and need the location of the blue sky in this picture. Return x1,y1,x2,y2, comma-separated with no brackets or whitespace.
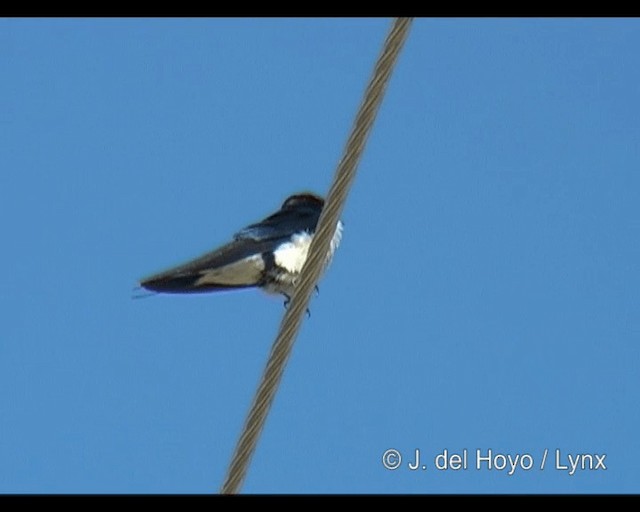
1,18,638,494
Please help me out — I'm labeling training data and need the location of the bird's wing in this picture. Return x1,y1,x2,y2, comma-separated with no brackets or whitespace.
233,204,321,242
139,237,281,294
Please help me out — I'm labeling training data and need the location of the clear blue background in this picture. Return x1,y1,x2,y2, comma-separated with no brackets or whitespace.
1,18,638,494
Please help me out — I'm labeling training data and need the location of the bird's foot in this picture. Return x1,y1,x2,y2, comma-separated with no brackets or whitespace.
282,295,311,318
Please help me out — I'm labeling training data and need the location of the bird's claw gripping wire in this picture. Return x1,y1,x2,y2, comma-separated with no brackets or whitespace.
283,295,311,318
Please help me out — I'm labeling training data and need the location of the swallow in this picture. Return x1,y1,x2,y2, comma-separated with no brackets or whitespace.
139,192,343,302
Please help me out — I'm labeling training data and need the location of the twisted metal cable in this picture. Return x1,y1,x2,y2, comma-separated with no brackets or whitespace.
220,17,413,494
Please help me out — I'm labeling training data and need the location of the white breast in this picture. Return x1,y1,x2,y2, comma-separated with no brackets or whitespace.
273,221,343,275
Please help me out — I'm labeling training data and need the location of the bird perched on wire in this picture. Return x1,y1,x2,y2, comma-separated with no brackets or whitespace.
139,192,343,303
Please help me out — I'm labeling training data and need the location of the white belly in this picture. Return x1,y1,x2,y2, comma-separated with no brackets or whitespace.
273,221,343,274
267,221,344,297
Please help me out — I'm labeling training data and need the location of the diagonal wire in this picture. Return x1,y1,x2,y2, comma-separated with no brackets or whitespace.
220,17,413,494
